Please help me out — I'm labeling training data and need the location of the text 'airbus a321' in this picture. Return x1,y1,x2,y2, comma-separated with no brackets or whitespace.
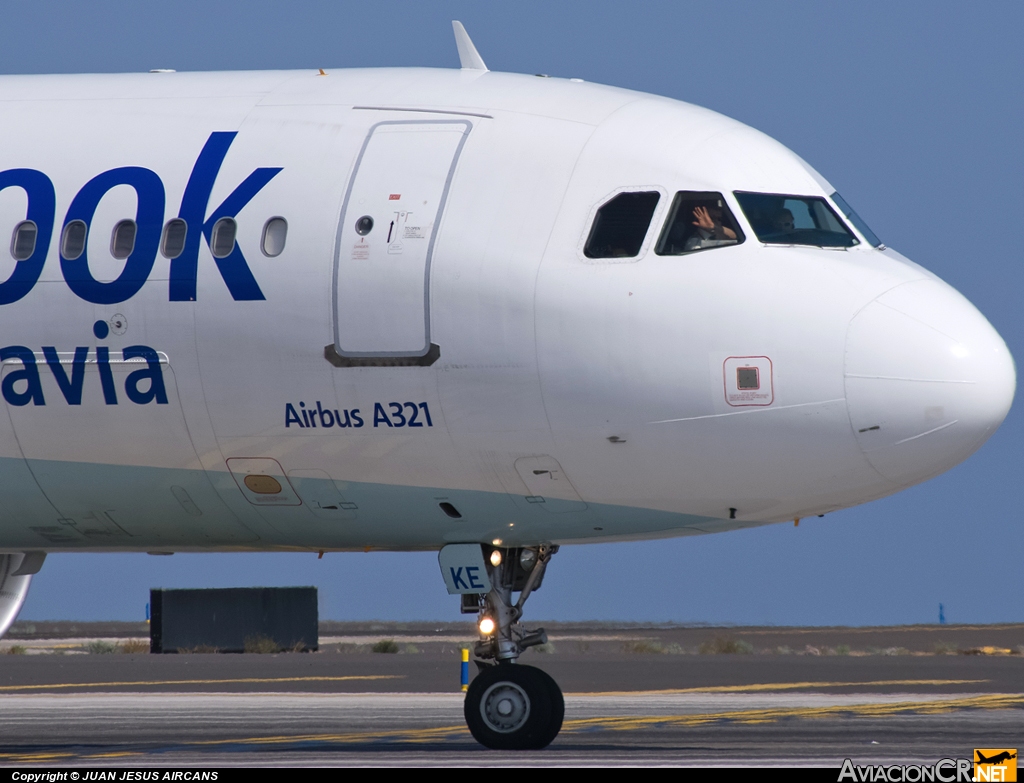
0,22,1014,749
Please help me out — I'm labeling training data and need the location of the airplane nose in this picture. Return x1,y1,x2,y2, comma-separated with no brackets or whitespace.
845,279,1016,485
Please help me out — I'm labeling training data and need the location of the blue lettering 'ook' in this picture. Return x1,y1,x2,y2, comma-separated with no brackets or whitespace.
0,132,281,306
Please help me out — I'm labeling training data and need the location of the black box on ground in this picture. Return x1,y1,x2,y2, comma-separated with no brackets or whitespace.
149,587,318,653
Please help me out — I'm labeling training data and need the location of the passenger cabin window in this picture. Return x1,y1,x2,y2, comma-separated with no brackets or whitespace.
656,192,743,255
261,217,287,257
61,220,88,260
10,221,37,261
830,191,882,247
210,217,237,259
734,192,858,248
110,220,137,260
160,219,187,259
584,191,660,258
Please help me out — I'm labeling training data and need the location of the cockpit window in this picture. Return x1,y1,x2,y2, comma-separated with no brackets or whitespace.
655,191,744,255
734,192,858,248
830,191,882,247
584,191,661,258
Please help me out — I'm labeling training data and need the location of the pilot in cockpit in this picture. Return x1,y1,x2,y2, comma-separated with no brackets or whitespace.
684,204,738,251
772,208,795,233
654,191,744,255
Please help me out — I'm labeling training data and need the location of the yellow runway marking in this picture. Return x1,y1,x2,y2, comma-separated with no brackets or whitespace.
569,678,989,696
559,693,1024,733
0,753,76,762
0,675,404,692
0,676,982,696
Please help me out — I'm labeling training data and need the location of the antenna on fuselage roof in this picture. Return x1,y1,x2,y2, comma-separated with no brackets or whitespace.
452,21,488,71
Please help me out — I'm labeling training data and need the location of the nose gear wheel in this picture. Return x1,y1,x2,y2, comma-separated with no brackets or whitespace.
464,664,563,750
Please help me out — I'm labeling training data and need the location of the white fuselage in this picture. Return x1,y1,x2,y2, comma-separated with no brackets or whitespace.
0,67,1014,553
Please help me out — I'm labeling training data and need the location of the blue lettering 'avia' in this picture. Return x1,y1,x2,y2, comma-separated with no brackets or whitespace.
0,343,168,407
0,132,282,306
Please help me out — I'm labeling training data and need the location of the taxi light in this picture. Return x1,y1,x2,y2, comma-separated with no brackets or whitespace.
478,616,496,635
489,550,502,567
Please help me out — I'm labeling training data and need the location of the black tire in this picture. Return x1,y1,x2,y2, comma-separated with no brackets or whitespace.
464,664,558,750
532,666,564,748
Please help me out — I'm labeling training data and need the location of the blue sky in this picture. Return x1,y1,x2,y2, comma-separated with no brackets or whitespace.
8,1,1023,624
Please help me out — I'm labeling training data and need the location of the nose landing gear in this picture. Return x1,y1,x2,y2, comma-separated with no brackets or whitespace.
461,544,563,750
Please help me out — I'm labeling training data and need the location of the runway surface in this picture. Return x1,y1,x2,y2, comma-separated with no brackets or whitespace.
1,651,1022,766
1,691,1021,766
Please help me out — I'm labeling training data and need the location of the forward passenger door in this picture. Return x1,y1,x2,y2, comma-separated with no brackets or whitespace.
330,120,471,366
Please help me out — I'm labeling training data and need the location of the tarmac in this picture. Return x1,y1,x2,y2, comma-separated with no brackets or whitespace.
1,622,1021,767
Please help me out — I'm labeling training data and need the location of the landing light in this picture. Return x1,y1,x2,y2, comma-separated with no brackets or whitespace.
519,549,537,570
489,550,502,567
478,617,496,636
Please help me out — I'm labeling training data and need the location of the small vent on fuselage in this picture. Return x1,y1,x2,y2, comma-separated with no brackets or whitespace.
439,502,462,519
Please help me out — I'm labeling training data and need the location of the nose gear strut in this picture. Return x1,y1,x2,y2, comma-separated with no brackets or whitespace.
473,544,557,665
